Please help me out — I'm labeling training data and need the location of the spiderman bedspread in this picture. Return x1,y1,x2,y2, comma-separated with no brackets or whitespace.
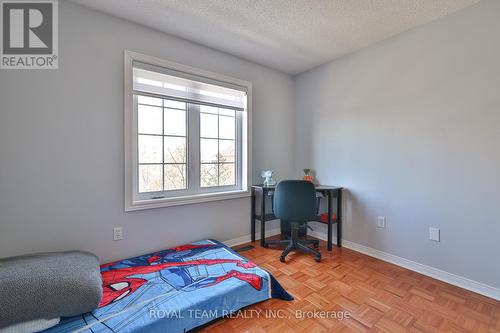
44,239,292,333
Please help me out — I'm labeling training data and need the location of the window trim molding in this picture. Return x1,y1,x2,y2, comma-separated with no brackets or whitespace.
124,50,252,211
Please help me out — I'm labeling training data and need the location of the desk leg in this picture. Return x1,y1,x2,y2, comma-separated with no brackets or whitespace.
260,191,266,247
337,190,342,247
251,188,256,243
327,191,333,251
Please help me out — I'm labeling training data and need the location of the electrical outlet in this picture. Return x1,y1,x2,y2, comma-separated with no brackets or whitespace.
429,227,440,242
113,227,123,241
377,216,386,228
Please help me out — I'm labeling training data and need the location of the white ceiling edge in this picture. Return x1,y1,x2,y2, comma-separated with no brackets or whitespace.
68,0,481,75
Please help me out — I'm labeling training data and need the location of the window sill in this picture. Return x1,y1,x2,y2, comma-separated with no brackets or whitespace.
125,189,251,212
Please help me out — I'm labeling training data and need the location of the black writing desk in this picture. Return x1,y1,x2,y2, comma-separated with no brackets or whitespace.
251,184,343,251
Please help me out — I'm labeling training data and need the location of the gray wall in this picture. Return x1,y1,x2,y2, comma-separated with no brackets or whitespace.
0,1,292,262
294,0,500,288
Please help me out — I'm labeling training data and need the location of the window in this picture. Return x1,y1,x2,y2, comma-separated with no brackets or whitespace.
125,51,251,211
137,96,187,193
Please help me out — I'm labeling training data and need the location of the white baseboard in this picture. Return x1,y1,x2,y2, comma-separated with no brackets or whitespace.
307,230,337,245
223,228,281,248
307,230,500,301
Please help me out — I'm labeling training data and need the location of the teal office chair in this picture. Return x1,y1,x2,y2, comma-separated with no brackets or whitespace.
266,180,321,262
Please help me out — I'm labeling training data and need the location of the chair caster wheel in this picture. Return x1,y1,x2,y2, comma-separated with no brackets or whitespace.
314,256,321,263
263,244,269,248
280,256,286,263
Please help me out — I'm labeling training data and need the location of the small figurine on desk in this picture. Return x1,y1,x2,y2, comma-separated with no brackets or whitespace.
261,170,276,187
303,168,314,183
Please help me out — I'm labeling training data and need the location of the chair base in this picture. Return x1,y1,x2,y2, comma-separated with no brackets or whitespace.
266,237,321,263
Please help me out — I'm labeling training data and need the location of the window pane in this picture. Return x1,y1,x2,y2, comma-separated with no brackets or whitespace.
164,100,185,110
219,140,235,163
200,105,218,114
219,163,235,186
219,116,235,139
138,135,162,163
164,164,187,190
164,136,186,163
201,164,218,187
138,105,162,134
164,109,186,136
139,165,163,192
200,113,218,138
138,95,162,106
219,108,235,117
200,138,218,163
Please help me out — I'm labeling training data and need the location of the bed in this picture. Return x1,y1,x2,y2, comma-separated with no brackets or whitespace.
44,239,292,332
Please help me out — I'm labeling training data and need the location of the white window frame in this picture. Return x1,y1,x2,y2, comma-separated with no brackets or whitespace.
124,50,252,211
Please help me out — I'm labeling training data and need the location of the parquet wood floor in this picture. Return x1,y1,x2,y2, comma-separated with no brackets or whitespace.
201,237,500,333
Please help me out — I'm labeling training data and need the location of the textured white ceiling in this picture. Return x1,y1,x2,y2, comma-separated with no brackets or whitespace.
70,0,480,74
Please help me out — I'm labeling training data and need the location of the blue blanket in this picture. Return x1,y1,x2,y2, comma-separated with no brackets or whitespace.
45,240,292,332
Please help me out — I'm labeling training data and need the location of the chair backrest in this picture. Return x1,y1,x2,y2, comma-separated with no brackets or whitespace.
273,180,317,222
